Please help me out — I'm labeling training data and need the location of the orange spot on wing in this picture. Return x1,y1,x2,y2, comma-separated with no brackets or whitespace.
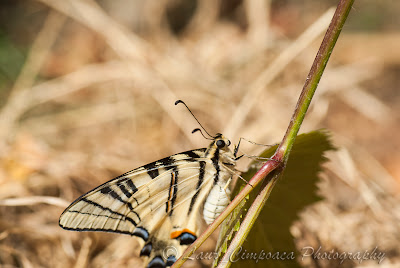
170,229,196,239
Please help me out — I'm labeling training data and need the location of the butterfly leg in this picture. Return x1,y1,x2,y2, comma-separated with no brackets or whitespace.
223,177,232,196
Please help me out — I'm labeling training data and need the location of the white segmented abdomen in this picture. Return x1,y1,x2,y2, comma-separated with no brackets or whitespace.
203,185,231,225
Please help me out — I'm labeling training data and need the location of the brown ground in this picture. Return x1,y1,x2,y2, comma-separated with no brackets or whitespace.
0,1,399,267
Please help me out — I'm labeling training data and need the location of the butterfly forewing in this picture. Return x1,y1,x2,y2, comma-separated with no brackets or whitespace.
59,137,236,267
60,149,205,232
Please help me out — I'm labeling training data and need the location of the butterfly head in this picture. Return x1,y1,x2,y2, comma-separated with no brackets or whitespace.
210,133,236,165
213,133,231,149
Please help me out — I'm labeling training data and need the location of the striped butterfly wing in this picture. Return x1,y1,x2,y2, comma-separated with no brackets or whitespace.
60,135,236,267
59,149,217,266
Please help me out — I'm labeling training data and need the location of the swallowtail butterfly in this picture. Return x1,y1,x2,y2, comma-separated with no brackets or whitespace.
59,101,240,267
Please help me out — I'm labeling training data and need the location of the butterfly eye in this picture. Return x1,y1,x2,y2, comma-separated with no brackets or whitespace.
216,140,225,148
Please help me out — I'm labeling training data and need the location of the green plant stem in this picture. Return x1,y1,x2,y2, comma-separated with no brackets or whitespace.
217,174,280,268
173,0,354,267
275,0,355,162
216,0,355,267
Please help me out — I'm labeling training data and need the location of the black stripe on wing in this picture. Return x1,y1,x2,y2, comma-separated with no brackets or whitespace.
187,160,206,214
143,161,160,179
83,197,140,224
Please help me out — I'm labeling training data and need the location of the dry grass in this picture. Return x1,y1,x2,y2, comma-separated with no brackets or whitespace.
0,1,399,267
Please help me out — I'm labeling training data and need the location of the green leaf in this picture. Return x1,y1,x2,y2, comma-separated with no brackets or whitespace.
214,130,335,268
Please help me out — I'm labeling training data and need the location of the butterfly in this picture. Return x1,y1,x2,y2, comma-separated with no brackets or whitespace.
59,101,240,268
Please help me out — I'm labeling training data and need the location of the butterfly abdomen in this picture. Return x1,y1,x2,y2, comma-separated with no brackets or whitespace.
203,184,231,225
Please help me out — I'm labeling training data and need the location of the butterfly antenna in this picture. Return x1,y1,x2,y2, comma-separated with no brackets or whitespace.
192,128,213,140
175,100,213,138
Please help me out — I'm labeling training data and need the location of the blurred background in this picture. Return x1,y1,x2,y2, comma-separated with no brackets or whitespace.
0,0,399,267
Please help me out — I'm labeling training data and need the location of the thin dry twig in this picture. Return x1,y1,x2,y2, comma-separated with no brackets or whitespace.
38,0,148,62
341,86,393,123
0,196,70,207
0,245,35,268
335,148,384,217
224,8,335,138
73,237,92,268
29,61,135,105
184,0,220,37
36,0,208,144
245,0,271,49
0,11,66,150
22,99,137,134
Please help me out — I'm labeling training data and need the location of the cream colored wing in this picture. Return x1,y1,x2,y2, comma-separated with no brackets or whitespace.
59,148,218,266
59,149,207,232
